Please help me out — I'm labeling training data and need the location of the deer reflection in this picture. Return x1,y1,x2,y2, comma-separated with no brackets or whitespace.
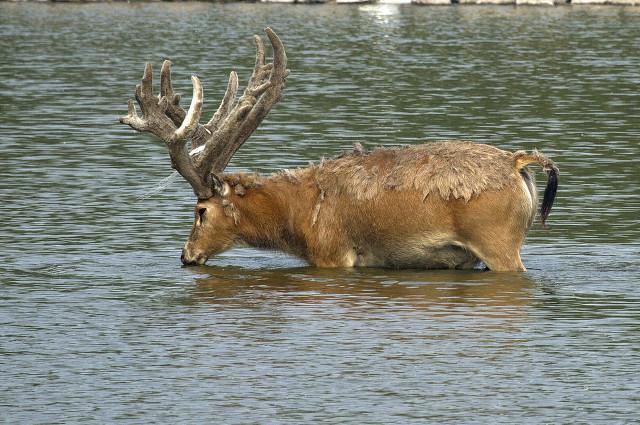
187,266,536,318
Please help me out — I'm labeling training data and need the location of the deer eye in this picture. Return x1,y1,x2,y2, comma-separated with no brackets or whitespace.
198,208,206,224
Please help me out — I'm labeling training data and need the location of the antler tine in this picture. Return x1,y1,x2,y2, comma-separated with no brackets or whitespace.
257,27,287,101
166,75,212,199
120,99,146,131
120,63,214,199
247,34,266,89
160,60,175,99
132,63,153,118
201,35,266,140
160,60,186,125
120,28,288,200
196,27,288,174
205,71,239,134
255,34,266,67
172,76,203,142
159,59,218,150
215,27,287,171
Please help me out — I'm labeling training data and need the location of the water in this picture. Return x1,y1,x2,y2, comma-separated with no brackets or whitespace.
1,2,639,423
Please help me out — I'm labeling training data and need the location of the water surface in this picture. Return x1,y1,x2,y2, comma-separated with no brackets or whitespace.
1,3,639,423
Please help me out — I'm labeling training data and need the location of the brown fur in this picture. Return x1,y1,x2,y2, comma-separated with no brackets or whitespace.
305,141,516,202
181,141,558,271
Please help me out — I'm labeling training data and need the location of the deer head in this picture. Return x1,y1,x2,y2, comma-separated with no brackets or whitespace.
120,28,288,265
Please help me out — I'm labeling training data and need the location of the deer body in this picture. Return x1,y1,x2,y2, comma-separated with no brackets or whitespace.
121,29,558,271
187,175,484,269
182,142,556,271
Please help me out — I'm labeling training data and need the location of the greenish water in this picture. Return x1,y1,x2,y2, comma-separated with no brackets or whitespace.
1,2,639,423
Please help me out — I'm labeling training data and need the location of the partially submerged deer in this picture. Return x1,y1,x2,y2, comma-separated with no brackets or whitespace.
120,28,558,272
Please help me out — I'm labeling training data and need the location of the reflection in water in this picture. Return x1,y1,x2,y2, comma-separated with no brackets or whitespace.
188,268,538,346
191,266,535,315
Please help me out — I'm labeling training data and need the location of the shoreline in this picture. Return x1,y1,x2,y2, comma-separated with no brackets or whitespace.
1,0,638,6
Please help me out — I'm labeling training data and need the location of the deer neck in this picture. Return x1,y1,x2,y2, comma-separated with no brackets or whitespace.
230,174,317,258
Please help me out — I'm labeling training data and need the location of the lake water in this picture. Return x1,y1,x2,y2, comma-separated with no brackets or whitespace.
1,2,639,423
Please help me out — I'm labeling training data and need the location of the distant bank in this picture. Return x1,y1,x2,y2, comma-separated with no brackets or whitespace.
3,0,638,5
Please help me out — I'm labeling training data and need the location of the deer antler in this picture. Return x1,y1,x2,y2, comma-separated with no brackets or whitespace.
119,27,288,199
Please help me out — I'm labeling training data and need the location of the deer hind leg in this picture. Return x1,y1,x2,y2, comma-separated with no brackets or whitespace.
466,236,526,272
456,185,533,272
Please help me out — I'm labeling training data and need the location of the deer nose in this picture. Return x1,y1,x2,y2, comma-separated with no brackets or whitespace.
181,247,205,266
181,249,193,266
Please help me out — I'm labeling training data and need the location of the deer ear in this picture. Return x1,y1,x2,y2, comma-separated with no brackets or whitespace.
210,173,230,197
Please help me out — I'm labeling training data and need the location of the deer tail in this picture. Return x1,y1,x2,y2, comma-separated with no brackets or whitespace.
514,150,559,227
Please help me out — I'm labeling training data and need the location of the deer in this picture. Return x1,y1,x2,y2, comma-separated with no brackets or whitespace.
120,28,558,272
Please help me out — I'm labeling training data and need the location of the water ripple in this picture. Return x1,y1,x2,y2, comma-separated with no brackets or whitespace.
1,3,639,424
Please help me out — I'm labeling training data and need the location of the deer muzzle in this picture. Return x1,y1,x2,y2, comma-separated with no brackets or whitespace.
181,246,207,266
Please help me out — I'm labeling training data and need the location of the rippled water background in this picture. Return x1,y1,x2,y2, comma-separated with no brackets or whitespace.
1,2,639,423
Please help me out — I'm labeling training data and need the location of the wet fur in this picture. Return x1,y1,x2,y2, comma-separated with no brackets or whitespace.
293,141,517,202
183,141,558,271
